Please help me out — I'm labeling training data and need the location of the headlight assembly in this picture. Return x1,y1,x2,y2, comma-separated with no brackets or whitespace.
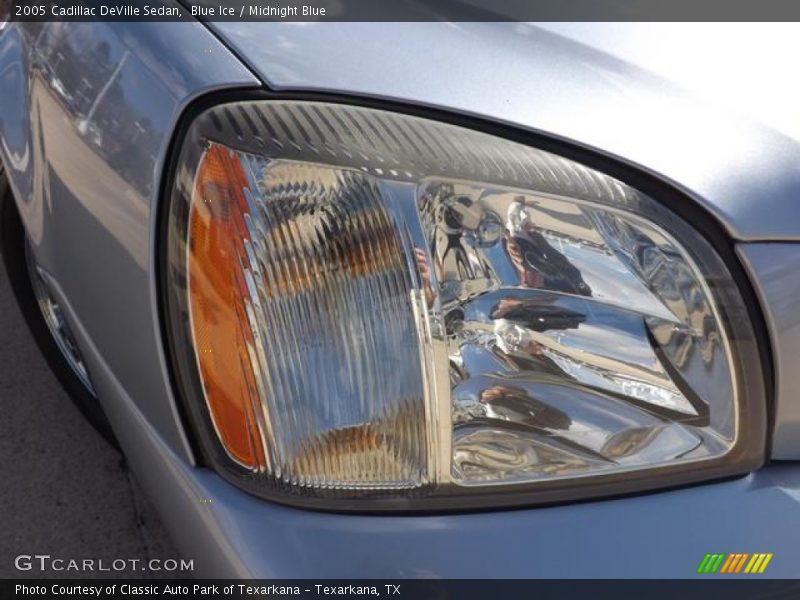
163,99,766,510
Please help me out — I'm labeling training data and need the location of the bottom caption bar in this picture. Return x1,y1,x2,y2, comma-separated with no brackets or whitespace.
5,580,800,599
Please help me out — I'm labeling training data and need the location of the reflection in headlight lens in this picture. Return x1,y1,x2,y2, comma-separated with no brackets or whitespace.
417,183,731,483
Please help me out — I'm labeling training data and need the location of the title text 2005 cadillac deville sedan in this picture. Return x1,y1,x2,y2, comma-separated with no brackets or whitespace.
2,17,799,577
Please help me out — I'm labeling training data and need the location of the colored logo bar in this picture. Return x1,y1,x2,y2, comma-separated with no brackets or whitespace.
697,553,773,574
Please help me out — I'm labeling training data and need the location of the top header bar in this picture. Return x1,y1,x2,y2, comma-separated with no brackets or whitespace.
7,0,800,22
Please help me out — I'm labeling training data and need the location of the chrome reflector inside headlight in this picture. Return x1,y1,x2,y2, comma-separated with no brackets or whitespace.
164,99,766,509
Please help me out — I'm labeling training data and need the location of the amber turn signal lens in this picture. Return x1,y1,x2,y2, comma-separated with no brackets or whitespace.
187,146,267,471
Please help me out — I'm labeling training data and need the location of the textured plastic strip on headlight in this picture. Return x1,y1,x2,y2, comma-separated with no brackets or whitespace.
164,99,766,510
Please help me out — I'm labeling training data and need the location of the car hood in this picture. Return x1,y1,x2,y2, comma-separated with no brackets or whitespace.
207,22,800,241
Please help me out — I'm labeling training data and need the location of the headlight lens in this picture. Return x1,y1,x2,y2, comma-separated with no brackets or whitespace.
164,99,765,509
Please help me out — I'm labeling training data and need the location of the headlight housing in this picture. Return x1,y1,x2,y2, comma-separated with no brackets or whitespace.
162,98,766,510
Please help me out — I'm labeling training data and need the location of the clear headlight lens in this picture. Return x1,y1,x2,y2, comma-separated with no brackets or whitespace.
164,100,765,509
